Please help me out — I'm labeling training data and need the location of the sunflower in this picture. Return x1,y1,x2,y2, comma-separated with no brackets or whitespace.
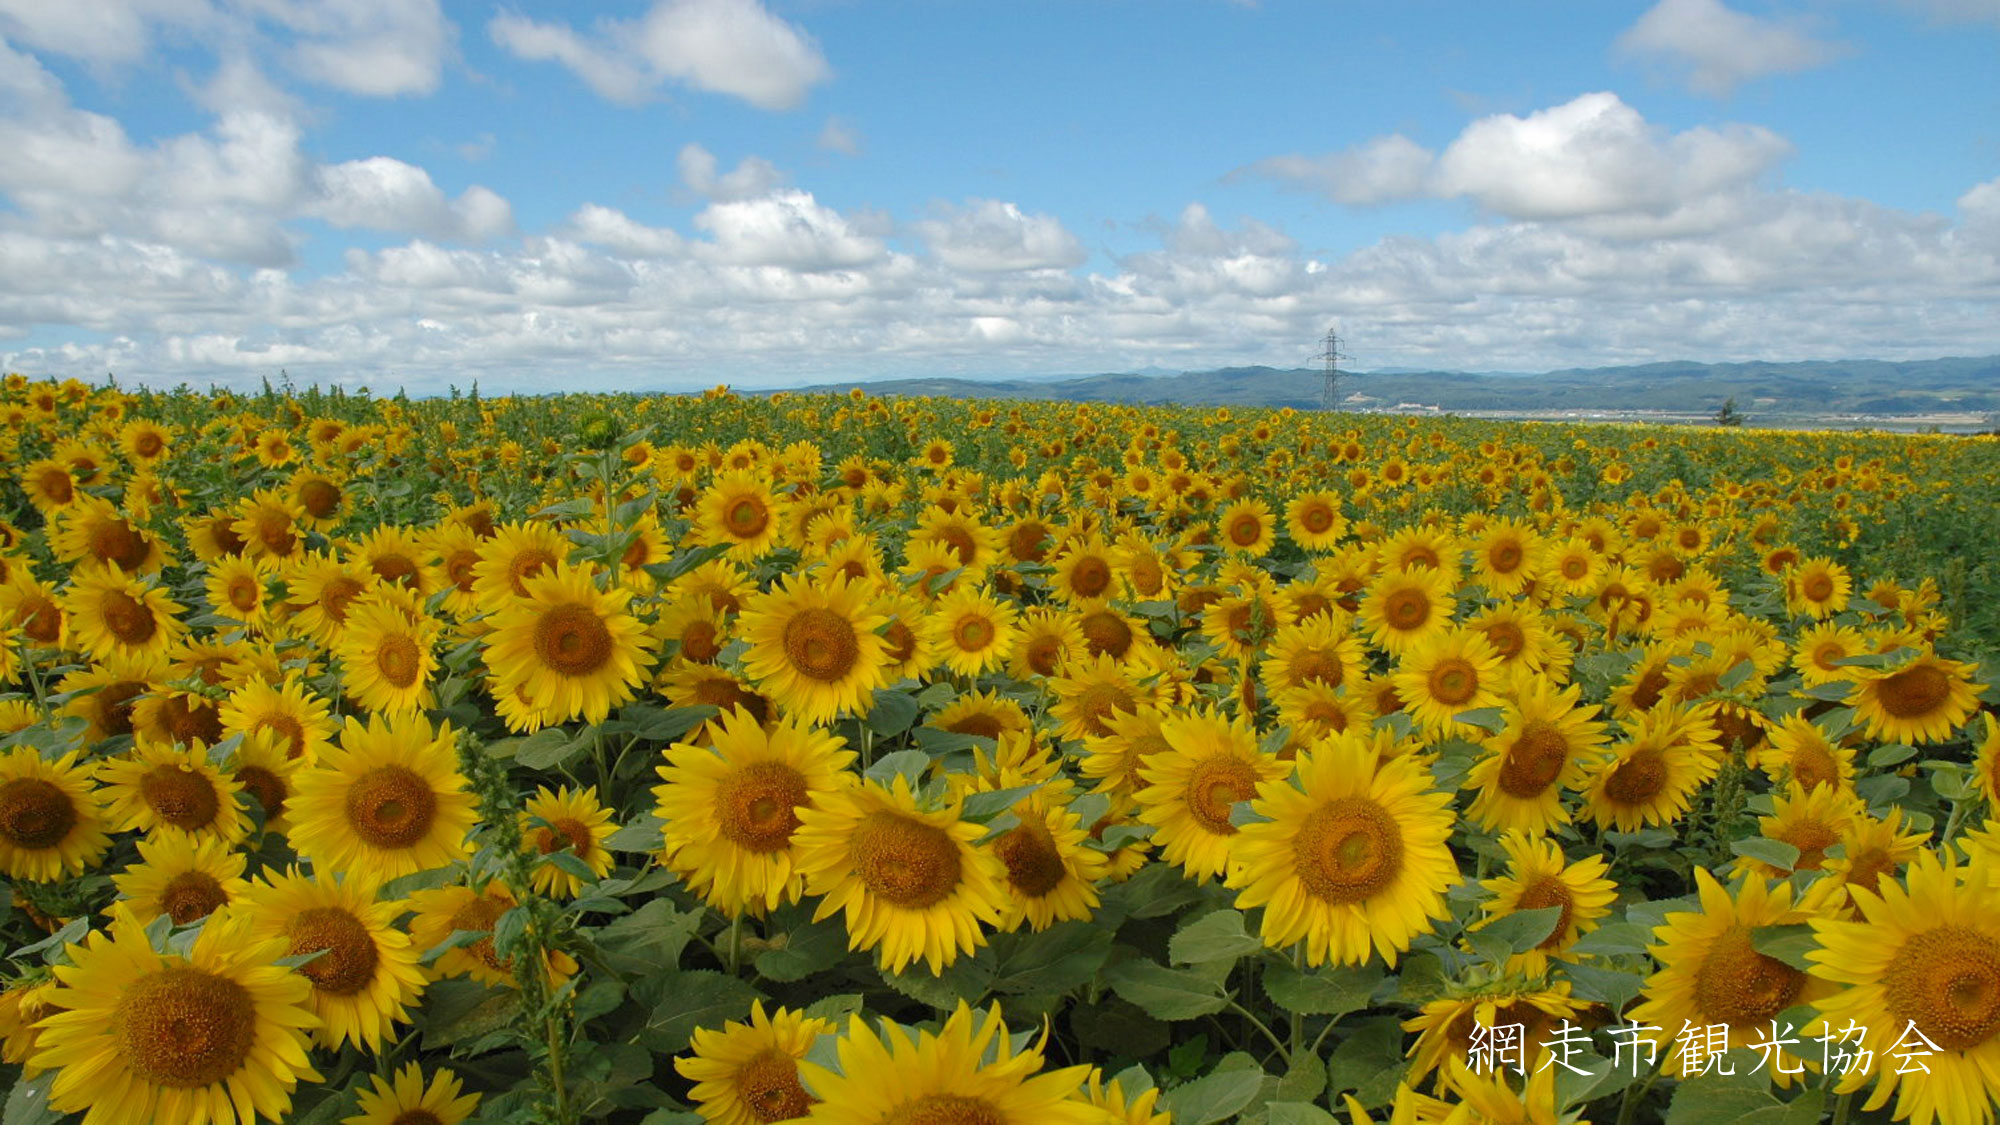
983,786,1109,932
230,489,306,561
1050,536,1118,604
1259,615,1364,694
1539,535,1605,596
50,494,166,575
1113,531,1183,601
656,710,857,916
282,553,377,644
424,521,486,617
1753,712,1856,794
219,674,337,763
1462,680,1607,836
1199,583,1293,663
1284,489,1348,552
1377,525,1462,585
910,505,1001,578
796,1003,1098,1125
659,663,776,740
287,712,478,884
0,573,66,650
31,905,321,1125
1273,681,1374,744
928,689,1032,743
112,832,251,926
483,560,657,732
737,573,889,726
792,774,1008,974
1805,806,1929,919
1469,517,1541,598
1403,979,1582,1092
1471,832,1617,975
227,732,306,835
1010,607,1086,681
1134,705,1290,884
0,748,112,881
346,524,435,598
1227,730,1457,967
406,883,579,990
520,785,617,899
97,740,249,844
1215,497,1277,556
287,467,350,532
696,470,788,561
1791,620,1868,688
63,565,188,667
204,553,275,627
471,520,572,604
1071,1069,1171,1125
657,592,734,666
1785,556,1852,619
1357,565,1456,657
1078,704,1174,800
921,585,1020,679
675,1001,832,1125
334,589,442,716
342,1064,481,1125
1739,780,1864,879
1847,650,1986,746
1392,627,1506,738
1577,705,1719,833
1630,868,1834,1081
240,867,428,1052
130,685,226,749
19,458,80,513
1464,602,1570,681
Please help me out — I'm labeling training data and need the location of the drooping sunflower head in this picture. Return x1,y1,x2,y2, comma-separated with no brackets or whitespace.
675,1002,833,1125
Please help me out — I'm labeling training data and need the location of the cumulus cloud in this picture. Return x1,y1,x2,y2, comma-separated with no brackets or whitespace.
489,0,830,111
678,144,786,201
0,0,452,97
1239,134,1434,206
916,200,1086,273
1615,0,1846,96
692,190,885,270
1245,92,1791,229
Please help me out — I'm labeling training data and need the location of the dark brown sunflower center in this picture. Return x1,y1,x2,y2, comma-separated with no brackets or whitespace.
1775,820,1839,871
994,819,1066,897
154,696,223,747
681,621,722,663
1079,611,1132,659
18,597,62,644
226,575,262,612
236,766,288,821
0,777,78,849
114,966,257,1089
1560,555,1590,580
851,810,961,909
444,549,480,594
1883,926,2000,1051
536,817,596,856
297,479,341,519
101,590,158,645
1184,756,1260,836
1383,589,1430,631
1285,649,1343,689
1067,557,1112,599
1801,573,1835,602
92,680,146,735
886,1095,1002,1125
289,905,380,995
941,712,1006,740
389,1111,444,1125
782,608,860,682
727,498,770,539
1693,926,1802,1028
953,614,996,652
1008,522,1051,563
1877,663,1952,719
447,896,512,973
1497,723,1570,798
376,634,424,688
534,604,615,677
1489,541,1524,571
344,766,438,849
1299,503,1336,534
1071,683,1136,738
255,714,309,759
1292,796,1405,905
157,871,229,925
737,1047,814,1122
89,518,150,571
1483,622,1525,660
141,766,222,830
1427,659,1479,707
1514,877,1574,950
716,762,809,853
1023,633,1064,678
1228,515,1264,547
1602,747,1668,805
506,549,557,596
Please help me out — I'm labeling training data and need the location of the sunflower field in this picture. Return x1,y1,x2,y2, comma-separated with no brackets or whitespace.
2,372,2000,1125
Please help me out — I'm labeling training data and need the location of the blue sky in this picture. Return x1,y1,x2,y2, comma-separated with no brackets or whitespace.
0,0,1995,394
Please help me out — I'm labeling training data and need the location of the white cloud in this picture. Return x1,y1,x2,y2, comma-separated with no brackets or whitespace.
677,143,786,201
1430,92,1791,221
309,157,513,239
1616,0,1846,96
488,0,830,111
1239,134,1434,205
560,204,685,259
0,0,452,97
692,190,885,270
916,200,1086,273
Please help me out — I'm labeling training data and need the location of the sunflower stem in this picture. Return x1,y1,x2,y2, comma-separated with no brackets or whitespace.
1289,944,1305,1062
1831,1090,1853,1125
727,912,744,975
1226,996,1291,1068
1613,1042,1667,1125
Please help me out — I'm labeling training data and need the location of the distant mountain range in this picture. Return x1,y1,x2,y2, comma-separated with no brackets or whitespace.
784,356,2000,424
